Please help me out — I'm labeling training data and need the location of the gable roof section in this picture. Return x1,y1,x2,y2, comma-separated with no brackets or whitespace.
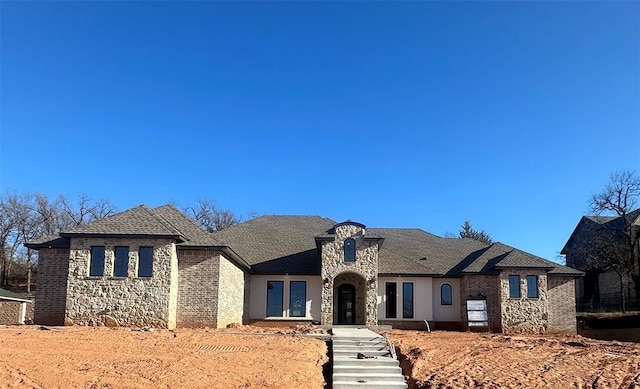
152,205,222,247
0,288,32,303
212,215,336,274
211,216,579,276
24,234,70,249
561,209,640,255
371,228,487,275
60,205,186,241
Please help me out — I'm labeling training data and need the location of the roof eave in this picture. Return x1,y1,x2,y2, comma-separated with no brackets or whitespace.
0,296,32,303
59,232,187,242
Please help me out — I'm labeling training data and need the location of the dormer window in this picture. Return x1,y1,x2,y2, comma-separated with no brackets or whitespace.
344,238,356,262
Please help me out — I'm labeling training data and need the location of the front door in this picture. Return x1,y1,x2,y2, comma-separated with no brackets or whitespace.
337,283,356,324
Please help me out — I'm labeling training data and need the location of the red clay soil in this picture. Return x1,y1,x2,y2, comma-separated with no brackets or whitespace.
386,330,640,389
0,325,327,389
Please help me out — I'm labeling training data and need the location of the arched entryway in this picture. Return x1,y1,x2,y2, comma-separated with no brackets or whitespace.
333,272,366,325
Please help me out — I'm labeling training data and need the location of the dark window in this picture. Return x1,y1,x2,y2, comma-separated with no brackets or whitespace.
509,275,520,298
90,246,105,276
526,275,538,298
403,282,414,318
266,281,284,317
344,238,356,262
441,284,453,305
138,247,153,277
114,246,129,277
289,281,306,317
385,282,397,318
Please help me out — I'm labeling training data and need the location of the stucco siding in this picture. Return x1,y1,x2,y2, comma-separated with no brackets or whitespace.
216,254,245,328
249,275,321,320
377,277,433,321
432,278,461,322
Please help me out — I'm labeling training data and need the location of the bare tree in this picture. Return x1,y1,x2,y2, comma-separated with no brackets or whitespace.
459,220,493,244
588,170,640,310
0,191,117,288
183,198,240,232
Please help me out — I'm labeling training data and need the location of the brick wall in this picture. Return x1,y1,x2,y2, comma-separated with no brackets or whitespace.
177,249,220,327
216,254,245,327
460,274,501,332
34,248,69,325
547,276,577,334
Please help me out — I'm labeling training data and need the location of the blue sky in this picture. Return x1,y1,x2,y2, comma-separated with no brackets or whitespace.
1,1,639,263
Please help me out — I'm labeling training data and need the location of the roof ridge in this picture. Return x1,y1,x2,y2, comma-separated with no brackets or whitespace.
139,205,183,237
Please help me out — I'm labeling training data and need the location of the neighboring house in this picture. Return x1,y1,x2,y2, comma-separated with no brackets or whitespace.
26,204,582,333
0,288,32,325
561,209,640,310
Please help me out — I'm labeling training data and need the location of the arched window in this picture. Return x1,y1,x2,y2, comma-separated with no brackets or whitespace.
441,284,453,306
344,238,356,262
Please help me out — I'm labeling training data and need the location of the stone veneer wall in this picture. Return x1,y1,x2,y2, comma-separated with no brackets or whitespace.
216,254,245,327
0,301,26,324
34,248,69,325
177,249,220,327
320,224,379,325
460,274,501,332
547,276,577,334
65,237,178,329
499,270,548,334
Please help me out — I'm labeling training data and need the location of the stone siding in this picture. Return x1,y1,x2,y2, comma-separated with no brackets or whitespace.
547,276,577,334
216,254,245,327
0,301,26,324
460,274,501,332
500,270,548,334
34,248,69,325
65,237,178,329
177,249,220,327
320,223,379,325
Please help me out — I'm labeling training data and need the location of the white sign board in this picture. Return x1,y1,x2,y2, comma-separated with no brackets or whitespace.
466,299,489,330
467,310,488,321
467,300,487,311
468,321,489,327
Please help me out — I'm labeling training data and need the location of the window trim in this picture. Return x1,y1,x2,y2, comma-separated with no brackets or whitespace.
288,280,307,318
113,246,129,278
508,275,521,298
526,275,539,299
440,283,453,306
385,282,397,319
402,282,414,319
344,238,356,263
138,246,154,278
89,246,105,277
266,280,285,318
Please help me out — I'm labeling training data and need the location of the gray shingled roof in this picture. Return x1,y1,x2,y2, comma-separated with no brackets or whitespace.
0,288,32,302
213,215,336,274
60,205,186,240
211,215,580,276
153,205,221,247
24,234,70,249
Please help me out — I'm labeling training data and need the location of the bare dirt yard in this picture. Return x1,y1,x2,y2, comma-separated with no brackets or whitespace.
0,325,327,389
2,326,639,389
386,330,640,389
